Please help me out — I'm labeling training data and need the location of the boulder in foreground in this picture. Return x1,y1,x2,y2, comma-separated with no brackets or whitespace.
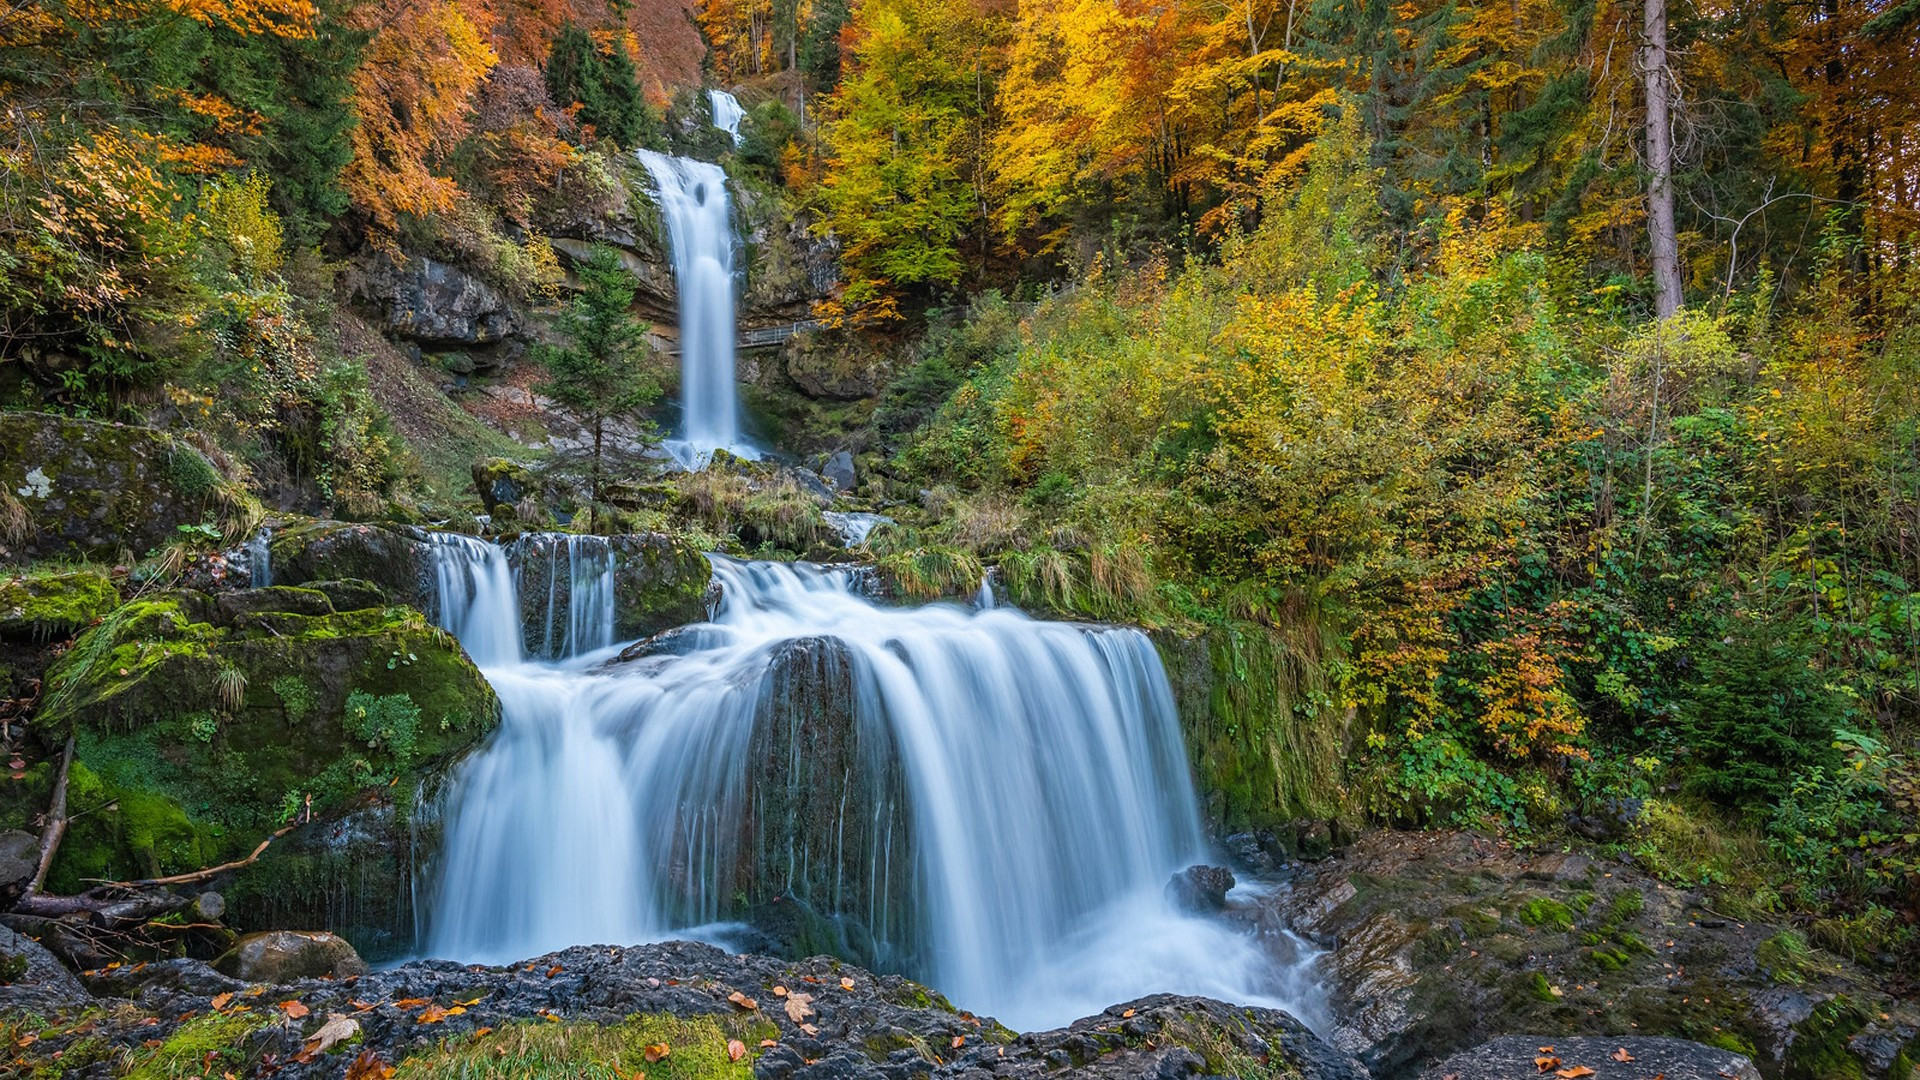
1421,1035,1760,1080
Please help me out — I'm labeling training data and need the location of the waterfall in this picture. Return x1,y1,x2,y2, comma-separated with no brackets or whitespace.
246,527,272,588
513,533,616,660
708,88,745,146
635,149,755,469
421,541,1320,1032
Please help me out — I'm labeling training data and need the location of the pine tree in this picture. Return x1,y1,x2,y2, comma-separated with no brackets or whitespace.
544,24,652,148
535,245,659,510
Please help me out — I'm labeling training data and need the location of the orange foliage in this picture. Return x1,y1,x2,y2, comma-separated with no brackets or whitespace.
342,0,498,233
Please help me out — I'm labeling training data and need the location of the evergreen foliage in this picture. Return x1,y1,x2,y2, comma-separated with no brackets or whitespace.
534,245,659,507
544,24,654,149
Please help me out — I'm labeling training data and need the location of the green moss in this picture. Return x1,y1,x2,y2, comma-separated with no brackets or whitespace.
391,1015,758,1080
1784,999,1868,1080
1517,896,1576,931
1703,1031,1759,1058
123,1013,267,1080
1525,971,1559,1002
26,588,495,888
0,568,118,638
1757,929,1812,984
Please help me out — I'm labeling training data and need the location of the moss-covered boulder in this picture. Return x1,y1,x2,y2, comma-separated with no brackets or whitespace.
607,533,710,639
265,520,431,607
17,586,497,900
0,411,251,563
0,567,119,640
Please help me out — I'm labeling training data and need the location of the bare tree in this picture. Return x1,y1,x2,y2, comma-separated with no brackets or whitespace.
1641,0,1682,318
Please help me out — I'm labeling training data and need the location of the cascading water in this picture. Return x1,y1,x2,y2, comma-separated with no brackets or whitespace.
421,538,1322,1032
708,88,745,146
635,149,756,468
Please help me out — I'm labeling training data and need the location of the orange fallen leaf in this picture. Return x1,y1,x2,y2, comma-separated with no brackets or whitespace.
1538,1046,1555,1053
1535,1056,1561,1072
210,993,233,1011
759,1039,778,1048
473,1027,493,1038
642,1042,670,1063
417,1005,449,1024
802,975,820,984
15,1034,37,1048
350,999,377,1012
392,998,429,1010
840,977,855,991
801,1023,819,1036
457,996,484,1006
1610,1048,1634,1062
547,965,564,978
773,985,788,997
727,1039,747,1062
727,991,757,1011
784,992,814,1023
1122,1009,1135,1019
278,1000,310,1020
951,1036,965,1049
1555,1068,1596,1079
446,1006,466,1015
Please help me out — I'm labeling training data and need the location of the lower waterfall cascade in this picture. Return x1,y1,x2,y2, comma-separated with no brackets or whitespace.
419,533,1324,1032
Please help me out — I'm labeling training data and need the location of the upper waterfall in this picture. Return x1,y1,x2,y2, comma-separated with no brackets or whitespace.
708,88,745,146
419,539,1323,1032
634,149,756,468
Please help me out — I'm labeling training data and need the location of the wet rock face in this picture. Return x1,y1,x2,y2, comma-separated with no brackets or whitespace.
351,252,518,347
1166,865,1236,913
0,411,242,563
1421,1035,1761,1080
213,930,369,983
1250,830,1920,1080
50,941,1363,1080
0,568,119,640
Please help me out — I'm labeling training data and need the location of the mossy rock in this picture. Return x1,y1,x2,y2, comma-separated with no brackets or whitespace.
265,519,431,607
0,411,249,563
23,587,497,895
0,567,119,640
606,533,711,639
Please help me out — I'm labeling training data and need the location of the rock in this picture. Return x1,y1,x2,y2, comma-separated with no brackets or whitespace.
192,891,226,921
0,412,245,563
28,587,496,898
0,830,39,892
1166,865,1236,912
823,450,856,493
351,252,517,347
601,533,712,642
784,331,892,400
43,942,1363,1080
0,568,119,640
1421,1035,1761,1079
0,924,91,1015
1221,830,1285,874
471,458,535,517
213,930,368,983
266,519,431,606
1295,819,1335,859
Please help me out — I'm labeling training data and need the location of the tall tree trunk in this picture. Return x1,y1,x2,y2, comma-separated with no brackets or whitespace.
592,418,604,507
1642,0,1682,318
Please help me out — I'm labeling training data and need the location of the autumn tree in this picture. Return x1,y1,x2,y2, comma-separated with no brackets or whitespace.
536,245,659,507
341,0,497,233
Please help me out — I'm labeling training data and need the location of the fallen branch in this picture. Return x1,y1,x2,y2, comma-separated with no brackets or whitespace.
109,823,297,889
21,731,74,902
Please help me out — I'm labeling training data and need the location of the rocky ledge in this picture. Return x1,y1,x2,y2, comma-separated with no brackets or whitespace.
7,940,1368,1080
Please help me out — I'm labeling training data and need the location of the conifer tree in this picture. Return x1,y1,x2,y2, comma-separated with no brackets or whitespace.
535,245,659,510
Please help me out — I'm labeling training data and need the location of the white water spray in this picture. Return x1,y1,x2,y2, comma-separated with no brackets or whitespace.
422,538,1321,1031
635,149,756,469
708,89,745,146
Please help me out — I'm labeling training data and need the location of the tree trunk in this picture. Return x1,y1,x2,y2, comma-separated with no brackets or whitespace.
592,418,605,507
1642,0,1682,318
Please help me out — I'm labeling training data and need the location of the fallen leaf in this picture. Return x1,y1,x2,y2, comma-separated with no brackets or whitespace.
759,1039,778,1048
1538,1046,1555,1053
417,1005,449,1024
350,999,377,1012
1555,1068,1596,1079
784,992,814,1023
15,1034,36,1048
801,1023,819,1036
802,975,820,984
772,985,788,997
1610,1048,1634,1062
951,1036,965,1049
544,1012,562,1023
473,1027,493,1038
547,965,564,978
1122,1009,1135,1019
643,1042,670,1063
278,1000,310,1020
1535,1056,1561,1072
210,993,233,1011
840,977,855,991
392,998,429,1010
456,996,484,1006
727,1039,747,1062
446,1006,466,1015
344,1050,395,1080
727,990,757,1011
295,1015,361,1062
